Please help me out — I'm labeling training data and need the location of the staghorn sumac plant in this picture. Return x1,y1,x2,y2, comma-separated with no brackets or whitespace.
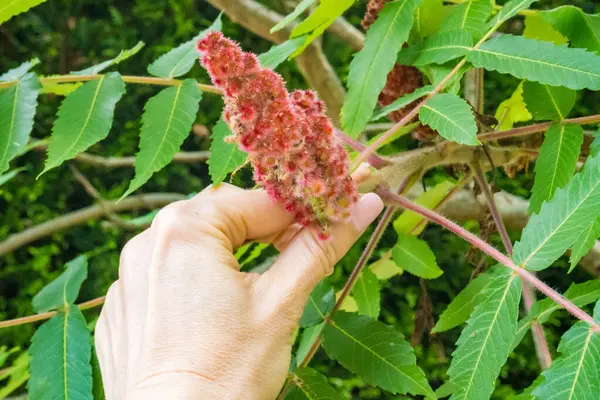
2,0,600,399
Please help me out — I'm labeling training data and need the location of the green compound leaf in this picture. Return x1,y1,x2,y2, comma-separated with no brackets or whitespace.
208,119,246,185
72,41,144,75
371,85,433,122
32,255,88,313
432,267,501,333
341,0,423,138
40,72,126,176
285,367,344,400
439,0,493,39
148,14,222,78
322,312,434,399
392,234,443,279
532,318,600,400
397,30,473,67
569,218,600,272
0,72,40,174
352,268,380,318
258,37,306,70
541,6,600,54
512,153,600,271
419,93,479,145
494,82,532,130
529,124,583,214
29,305,92,400
522,81,576,121
488,0,538,28
122,79,202,198
0,57,39,81
467,35,600,91
296,324,322,366
289,0,354,58
523,14,568,45
0,0,48,25
513,280,600,351
394,180,455,235
448,270,522,400
300,281,334,328
270,0,316,33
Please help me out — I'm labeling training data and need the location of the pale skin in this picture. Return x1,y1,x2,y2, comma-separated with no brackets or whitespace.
95,183,383,399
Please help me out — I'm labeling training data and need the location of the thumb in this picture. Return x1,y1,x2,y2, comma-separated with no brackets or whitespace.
254,193,383,316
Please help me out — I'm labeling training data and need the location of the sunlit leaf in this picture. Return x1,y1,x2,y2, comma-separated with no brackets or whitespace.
494,82,532,130
147,14,222,78
0,73,40,174
40,81,82,96
258,37,306,70
40,72,126,175
392,235,442,279
341,0,423,137
522,81,576,121
300,281,334,328
73,41,144,75
467,35,600,91
513,153,600,271
397,30,473,67
569,218,600,272
352,268,380,318
448,270,522,400
270,0,316,33
413,0,447,39
440,0,493,39
208,119,246,185
419,93,479,145
369,258,403,280
322,312,434,399
529,124,583,214
122,79,202,198
0,0,48,25
32,255,88,313
541,6,600,54
523,14,568,45
286,367,344,400
29,305,92,400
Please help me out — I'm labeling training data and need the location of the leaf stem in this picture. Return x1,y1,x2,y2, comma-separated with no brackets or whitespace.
0,296,106,329
375,186,600,333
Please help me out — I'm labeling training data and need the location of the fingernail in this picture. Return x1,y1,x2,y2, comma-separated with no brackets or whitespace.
351,193,384,232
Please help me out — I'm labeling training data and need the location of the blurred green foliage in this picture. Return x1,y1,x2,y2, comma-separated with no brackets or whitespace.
1,0,599,398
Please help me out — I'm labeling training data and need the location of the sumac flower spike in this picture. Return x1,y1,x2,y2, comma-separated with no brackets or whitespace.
198,32,358,237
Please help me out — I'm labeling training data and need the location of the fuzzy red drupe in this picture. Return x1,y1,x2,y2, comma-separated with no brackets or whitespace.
198,32,358,238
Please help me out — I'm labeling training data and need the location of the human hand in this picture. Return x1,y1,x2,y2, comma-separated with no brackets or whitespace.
95,184,383,399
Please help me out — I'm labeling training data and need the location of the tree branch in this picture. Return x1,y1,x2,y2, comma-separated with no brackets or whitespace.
0,193,185,256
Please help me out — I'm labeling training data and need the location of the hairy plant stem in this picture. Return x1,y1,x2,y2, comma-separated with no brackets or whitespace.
472,161,552,369
375,186,600,333
0,296,106,329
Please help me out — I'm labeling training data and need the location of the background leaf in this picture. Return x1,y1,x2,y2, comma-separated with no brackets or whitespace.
418,93,479,145
32,255,88,313
341,0,423,137
569,218,600,272
397,30,473,67
494,82,532,130
467,35,600,91
439,0,493,39
0,0,48,25
286,367,344,400
0,167,25,187
448,270,522,400
0,72,40,174
528,124,583,214
29,305,92,400
41,72,126,175
352,268,380,318
147,14,222,78
413,0,447,39
369,258,403,281
300,281,335,328
512,153,600,271
322,312,434,399
371,85,433,121
72,41,145,75
122,79,202,198
392,235,443,279
270,0,315,33
208,119,246,185
523,14,568,45
258,37,306,70
532,318,600,400
522,81,576,121
541,6,600,54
